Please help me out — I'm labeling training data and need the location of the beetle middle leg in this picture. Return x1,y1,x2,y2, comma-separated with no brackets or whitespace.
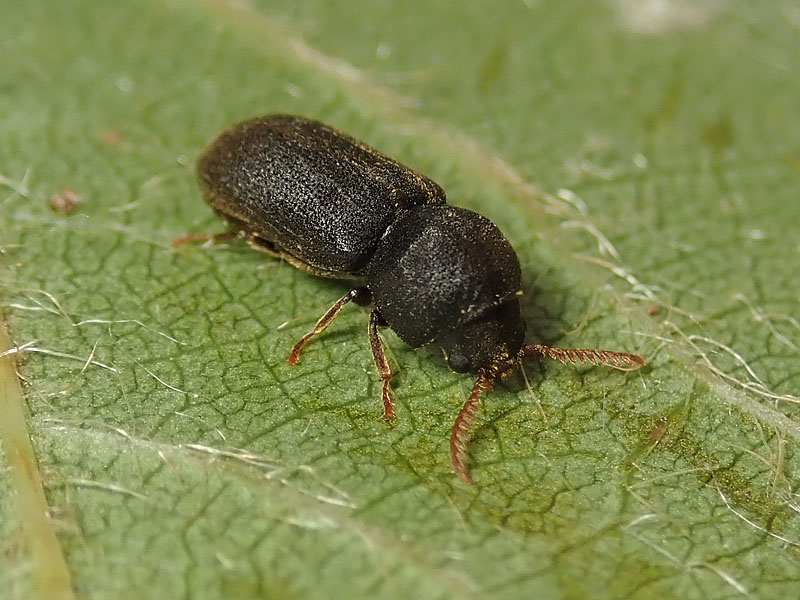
288,287,371,365
368,309,396,420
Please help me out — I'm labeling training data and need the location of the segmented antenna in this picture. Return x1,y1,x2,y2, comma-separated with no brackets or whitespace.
521,344,644,369
451,345,644,483
450,371,494,484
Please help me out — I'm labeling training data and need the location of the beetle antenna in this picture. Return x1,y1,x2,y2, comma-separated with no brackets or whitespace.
520,344,644,370
450,371,494,484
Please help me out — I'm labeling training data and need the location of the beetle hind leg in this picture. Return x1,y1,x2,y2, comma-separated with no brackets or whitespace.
172,230,240,248
288,287,370,365
369,310,396,420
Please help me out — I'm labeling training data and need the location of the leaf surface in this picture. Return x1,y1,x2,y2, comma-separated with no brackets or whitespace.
2,1,799,598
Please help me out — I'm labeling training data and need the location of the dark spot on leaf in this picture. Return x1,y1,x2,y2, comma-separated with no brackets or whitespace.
642,62,686,132
99,129,123,146
49,189,84,214
477,41,508,93
701,114,734,153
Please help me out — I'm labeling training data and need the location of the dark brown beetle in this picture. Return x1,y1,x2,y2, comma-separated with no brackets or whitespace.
184,114,644,482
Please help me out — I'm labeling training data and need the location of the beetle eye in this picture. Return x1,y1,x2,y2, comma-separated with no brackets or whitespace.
447,353,471,373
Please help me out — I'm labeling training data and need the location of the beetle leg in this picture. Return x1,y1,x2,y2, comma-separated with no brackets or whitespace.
368,309,396,420
288,287,369,365
172,230,239,248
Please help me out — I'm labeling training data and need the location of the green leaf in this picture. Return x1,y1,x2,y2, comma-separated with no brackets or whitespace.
2,1,800,598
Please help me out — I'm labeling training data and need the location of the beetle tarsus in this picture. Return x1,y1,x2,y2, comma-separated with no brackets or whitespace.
172,231,238,248
287,332,314,366
450,372,493,484
287,289,365,365
381,381,395,420
369,309,396,419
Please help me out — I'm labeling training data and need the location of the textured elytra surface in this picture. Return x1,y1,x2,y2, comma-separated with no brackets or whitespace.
198,114,445,275
1,1,799,599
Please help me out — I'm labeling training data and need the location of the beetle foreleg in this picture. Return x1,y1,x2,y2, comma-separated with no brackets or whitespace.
369,309,396,420
288,287,369,365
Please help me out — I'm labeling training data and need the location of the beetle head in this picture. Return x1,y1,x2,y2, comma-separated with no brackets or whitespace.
437,300,526,375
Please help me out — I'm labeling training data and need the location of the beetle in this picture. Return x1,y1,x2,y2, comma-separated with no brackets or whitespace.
185,114,644,483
